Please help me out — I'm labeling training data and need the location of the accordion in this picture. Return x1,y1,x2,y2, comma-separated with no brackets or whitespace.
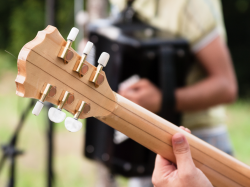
84,18,194,177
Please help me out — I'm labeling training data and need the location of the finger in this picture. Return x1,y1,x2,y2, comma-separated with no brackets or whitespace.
120,90,140,103
118,89,126,96
185,128,191,134
125,78,149,90
155,154,172,168
172,133,195,172
118,85,141,96
179,126,186,131
154,155,176,176
180,126,191,134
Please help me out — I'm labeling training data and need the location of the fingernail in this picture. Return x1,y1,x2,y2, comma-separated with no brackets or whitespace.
173,134,184,144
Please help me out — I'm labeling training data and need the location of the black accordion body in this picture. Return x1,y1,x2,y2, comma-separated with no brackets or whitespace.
84,18,193,177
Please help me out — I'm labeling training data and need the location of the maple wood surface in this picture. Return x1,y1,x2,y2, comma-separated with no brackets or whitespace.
15,26,250,187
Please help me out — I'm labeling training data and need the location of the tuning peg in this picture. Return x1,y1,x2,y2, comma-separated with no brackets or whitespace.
90,52,110,87
64,117,82,132
98,52,110,67
73,41,93,77
32,101,44,116
67,27,79,41
32,84,56,116
83,41,93,55
48,107,66,123
58,27,79,64
48,91,74,123
65,101,90,132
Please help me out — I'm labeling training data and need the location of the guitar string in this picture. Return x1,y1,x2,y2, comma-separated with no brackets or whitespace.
26,59,244,187
25,48,249,185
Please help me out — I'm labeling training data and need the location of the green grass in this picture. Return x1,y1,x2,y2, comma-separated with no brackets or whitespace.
227,100,250,165
0,71,250,186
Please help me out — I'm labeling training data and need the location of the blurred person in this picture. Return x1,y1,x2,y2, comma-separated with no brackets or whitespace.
152,128,213,187
114,0,237,153
85,0,237,186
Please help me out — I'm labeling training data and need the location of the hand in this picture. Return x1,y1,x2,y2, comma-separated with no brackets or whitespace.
152,128,213,187
118,79,162,113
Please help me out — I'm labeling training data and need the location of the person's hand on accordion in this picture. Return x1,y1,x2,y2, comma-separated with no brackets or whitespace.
118,78,162,113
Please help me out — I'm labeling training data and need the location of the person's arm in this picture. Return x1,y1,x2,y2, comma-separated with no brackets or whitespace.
119,36,237,113
152,129,213,187
175,36,237,111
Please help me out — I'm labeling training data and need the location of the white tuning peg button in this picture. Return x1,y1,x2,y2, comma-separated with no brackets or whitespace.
65,117,82,132
83,41,93,55
67,27,79,41
32,101,44,116
98,52,110,67
48,107,66,123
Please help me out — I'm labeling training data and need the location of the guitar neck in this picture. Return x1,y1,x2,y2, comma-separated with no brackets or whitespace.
97,93,250,187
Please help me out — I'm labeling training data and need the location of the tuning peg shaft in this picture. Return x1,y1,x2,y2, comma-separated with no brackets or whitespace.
73,41,93,77
58,91,70,110
64,101,90,132
48,91,74,123
89,52,110,87
74,101,90,119
58,27,79,64
32,84,56,116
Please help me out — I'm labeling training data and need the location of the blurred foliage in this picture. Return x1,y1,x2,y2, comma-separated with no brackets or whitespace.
0,0,250,96
9,0,45,55
222,0,250,97
0,0,74,69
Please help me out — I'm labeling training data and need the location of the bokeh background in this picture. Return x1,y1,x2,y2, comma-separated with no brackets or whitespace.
0,0,250,186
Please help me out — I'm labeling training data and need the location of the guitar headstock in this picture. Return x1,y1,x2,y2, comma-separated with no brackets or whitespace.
15,25,116,131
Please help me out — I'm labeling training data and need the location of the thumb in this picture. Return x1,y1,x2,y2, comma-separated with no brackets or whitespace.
172,133,195,171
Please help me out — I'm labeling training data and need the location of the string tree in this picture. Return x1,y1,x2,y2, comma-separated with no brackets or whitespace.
32,83,57,116
57,27,79,64
48,91,75,123
65,101,90,132
89,52,110,87
73,41,93,77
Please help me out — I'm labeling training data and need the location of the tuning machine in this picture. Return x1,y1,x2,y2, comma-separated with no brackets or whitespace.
32,84,56,116
48,91,74,123
73,41,93,77
65,101,90,132
58,27,79,64
89,52,110,87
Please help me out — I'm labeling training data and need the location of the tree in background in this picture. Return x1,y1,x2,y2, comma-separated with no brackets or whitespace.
0,0,74,59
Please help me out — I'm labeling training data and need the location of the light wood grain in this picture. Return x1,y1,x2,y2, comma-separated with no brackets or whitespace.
16,25,250,187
